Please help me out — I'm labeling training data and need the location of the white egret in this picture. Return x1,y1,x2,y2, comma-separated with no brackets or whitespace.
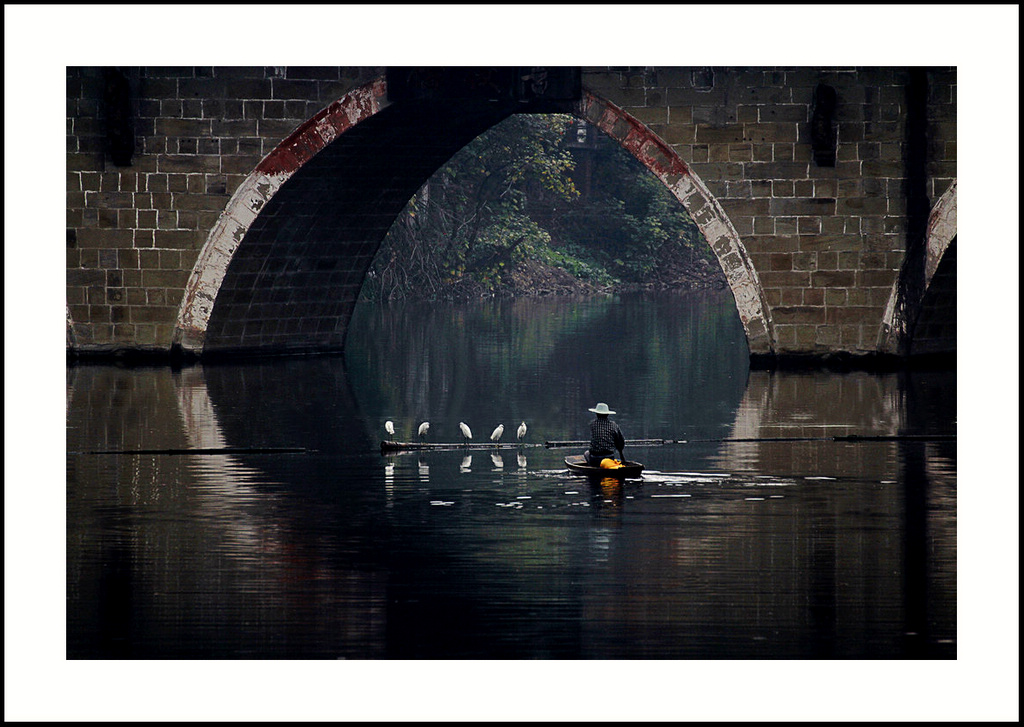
418,421,430,439
516,421,527,441
385,420,395,438
459,422,472,441
490,424,504,443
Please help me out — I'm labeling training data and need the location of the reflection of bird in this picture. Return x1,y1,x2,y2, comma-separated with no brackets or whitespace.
418,422,430,439
385,420,395,438
516,421,527,441
490,452,504,469
459,422,472,441
490,424,504,443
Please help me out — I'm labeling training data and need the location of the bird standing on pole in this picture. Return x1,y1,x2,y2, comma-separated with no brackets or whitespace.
490,424,504,444
517,421,527,441
459,422,473,442
418,421,430,440
385,421,395,439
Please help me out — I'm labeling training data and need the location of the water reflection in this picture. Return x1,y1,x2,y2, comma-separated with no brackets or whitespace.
67,291,955,658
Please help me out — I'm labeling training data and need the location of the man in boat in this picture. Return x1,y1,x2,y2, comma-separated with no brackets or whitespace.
584,402,626,467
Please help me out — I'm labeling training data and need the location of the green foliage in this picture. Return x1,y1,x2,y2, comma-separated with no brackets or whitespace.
546,139,708,283
360,113,709,302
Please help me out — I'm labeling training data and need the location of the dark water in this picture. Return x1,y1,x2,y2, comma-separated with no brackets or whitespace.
66,289,956,659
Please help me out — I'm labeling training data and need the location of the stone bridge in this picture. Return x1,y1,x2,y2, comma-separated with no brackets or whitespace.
66,66,956,363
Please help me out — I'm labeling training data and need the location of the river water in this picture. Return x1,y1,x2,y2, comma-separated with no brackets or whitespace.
66,289,956,661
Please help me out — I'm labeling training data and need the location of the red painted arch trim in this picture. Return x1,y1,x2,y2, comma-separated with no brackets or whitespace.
173,79,389,353
255,78,387,177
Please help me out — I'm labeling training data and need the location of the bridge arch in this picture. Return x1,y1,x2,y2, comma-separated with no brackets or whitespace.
174,78,774,357
877,179,957,354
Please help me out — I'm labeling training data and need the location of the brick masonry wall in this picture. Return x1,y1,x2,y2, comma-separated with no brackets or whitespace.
67,67,382,352
582,66,957,354
67,66,956,357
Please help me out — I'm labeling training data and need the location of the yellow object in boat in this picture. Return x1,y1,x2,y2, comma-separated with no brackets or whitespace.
600,458,624,469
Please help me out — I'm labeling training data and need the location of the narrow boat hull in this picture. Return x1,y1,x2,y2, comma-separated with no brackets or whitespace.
565,454,644,478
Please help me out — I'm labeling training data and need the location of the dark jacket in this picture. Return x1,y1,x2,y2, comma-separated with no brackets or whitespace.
588,416,625,460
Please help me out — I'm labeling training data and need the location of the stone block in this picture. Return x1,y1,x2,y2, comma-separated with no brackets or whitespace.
159,250,182,270
774,216,797,235
797,217,821,235
837,251,860,270
743,123,798,143
694,125,746,144
861,160,903,178
728,143,753,161
857,270,897,288
816,251,838,270
271,78,319,101
779,288,802,305
98,209,119,228
815,325,841,346
142,269,189,289
769,197,837,216
134,324,157,345
708,143,730,162
153,230,199,250
129,305,176,324
67,268,105,287
119,210,138,228
758,270,810,288
773,306,826,324
90,323,113,344
76,229,134,249
159,155,222,174
177,211,199,230
221,155,260,175
811,270,856,287
624,105,667,126
174,193,226,212
820,216,845,236
747,161,809,181
775,324,797,347
824,288,847,306
792,252,816,270
793,324,817,346
802,288,824,306
212,119,259,137
760,104,809,122
836,196,889,216
826,306,879,325
155,118,213,137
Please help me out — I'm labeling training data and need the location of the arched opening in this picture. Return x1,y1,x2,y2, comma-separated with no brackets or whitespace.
877,180,957,356
908,235,956,356
174,78,774,358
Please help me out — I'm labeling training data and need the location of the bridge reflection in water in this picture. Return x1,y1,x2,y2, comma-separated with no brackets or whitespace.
67,363,955,660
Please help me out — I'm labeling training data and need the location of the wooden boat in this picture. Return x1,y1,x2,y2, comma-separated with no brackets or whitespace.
564,454,644,478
